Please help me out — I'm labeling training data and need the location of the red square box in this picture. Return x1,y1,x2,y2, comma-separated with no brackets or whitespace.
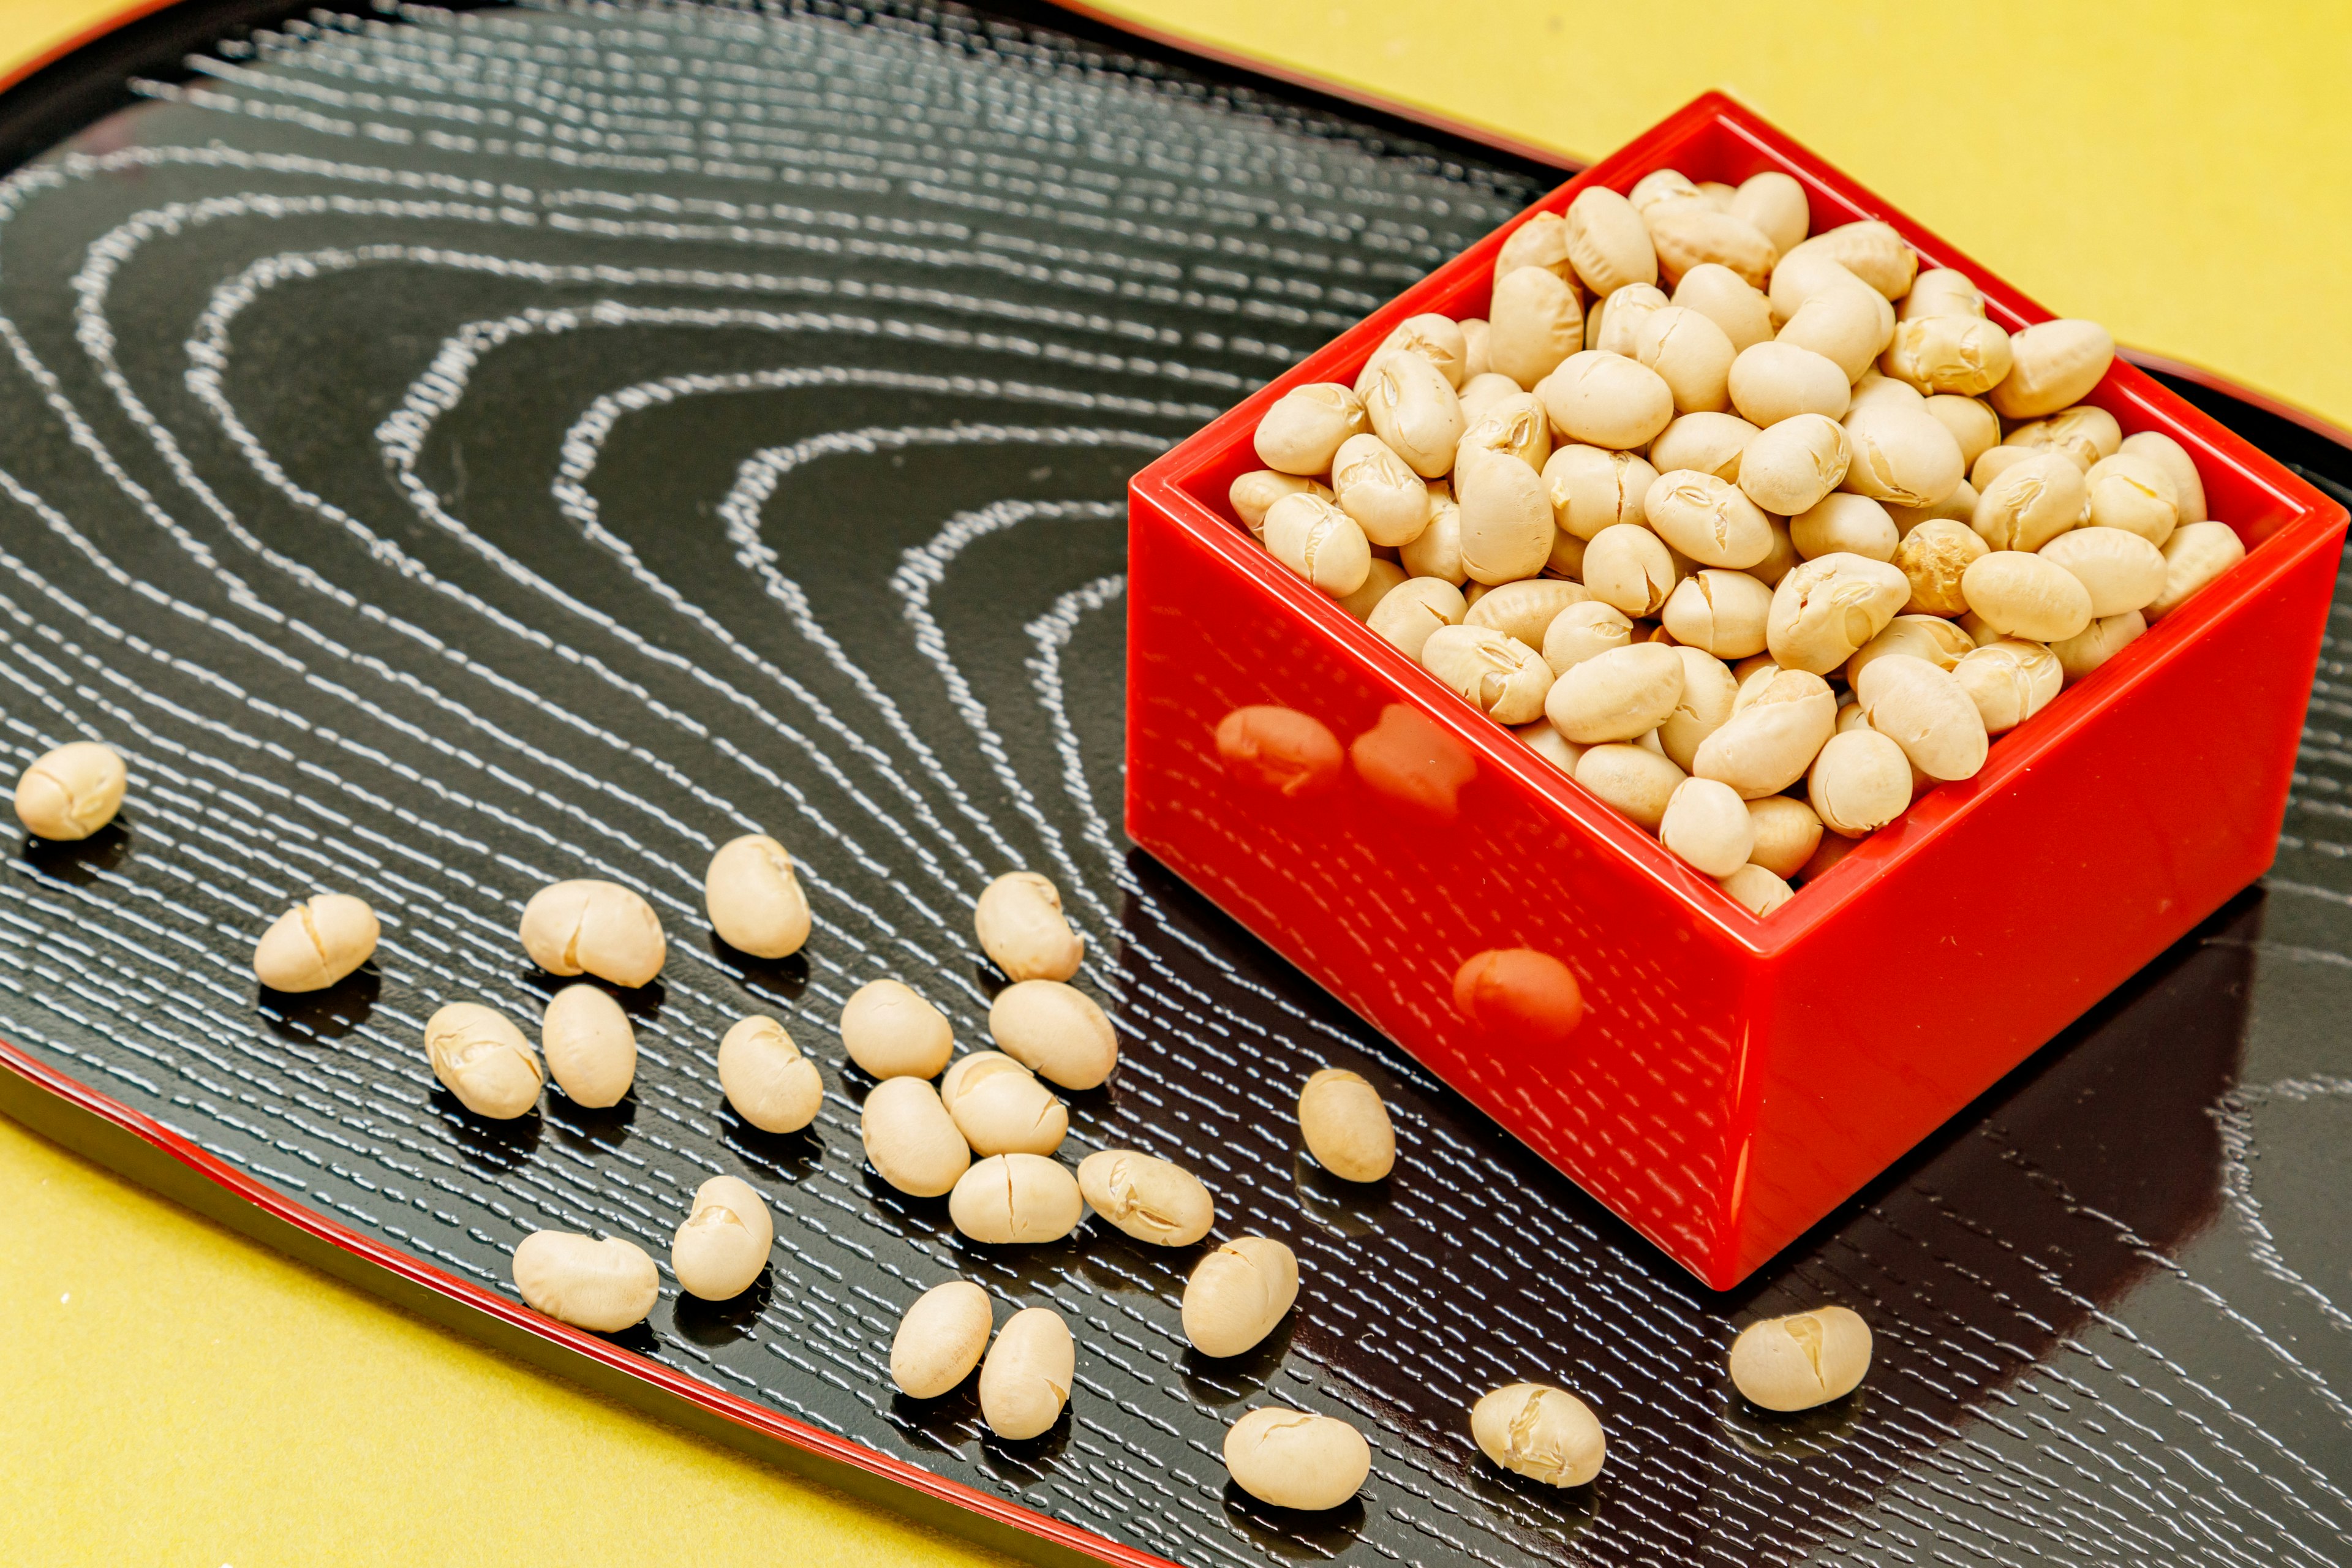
1123,92,2348,1289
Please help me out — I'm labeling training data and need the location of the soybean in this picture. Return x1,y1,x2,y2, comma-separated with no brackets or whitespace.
1298,1067,1395,1182
2121,429,2207,524
1791,493,1896,564
1657,646,1740,769
979,1306,1074,1439
12,741,126,842
1746,794,1824,878
861,1076,971,1197
1807,729,1913,836
1649,412,1758,481
540,983,637,1108
1254,383,1365,475
1545,642,1684,743
951,1153,1083,1245
988,979,1118,1090
2146,522,2245,620
1673,263,1774,352
891,1280,993,1398
425,1002,543,1120
1988,320,2115,419
512,1231,658,1333
1542,600,1638,673
2052,610,2147,684
1729,1306,1873,1411
1971,451,2085,554
1575,743,1687,830
1363,349,1468,477
1842,406,1965,509
1464,578,1589,650
974,871,1084,983
1536,351,1676,451
1564,186,1657,295
1955,639,2063,733
1660,568,1772,660
1077,1149,1216,1246
1332,433,1433,547
1855,655,1988,780
1644,470,1773,568
1421,625,1555,726
1765,553,1910,675
718,1014,823,1134
1693,668,1838,798
1728,342,1850,427
1470,1384,1607,1488
1368,576,1468,660
1721,862,1796,916
1183,1237,1301,1357
2040,526,2167,617
1400,495,1467,584
840,978,954,1080
1741,415,1852,518
1488,266,1586,390
519,878,666,989
252,893,380,993
706,833,812,959
1961,551,2094,643
1893,518,1987,616
1229,470,1332,536
1633,305,1735,415
1265,492,1373,597
1543,444,1657,540
672,1174,772,1301
2083,453,2180,545
1660,777,1755,878
1223,1408,1371,1512
1455,448,1557,584
1581,522,1679,617
1882,314,2011,396
940,1051,1068,1158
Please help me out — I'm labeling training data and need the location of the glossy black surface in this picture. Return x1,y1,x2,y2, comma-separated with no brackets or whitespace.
0,4,2347,1565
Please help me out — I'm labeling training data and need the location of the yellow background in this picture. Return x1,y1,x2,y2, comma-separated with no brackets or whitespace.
2,1,2347,1563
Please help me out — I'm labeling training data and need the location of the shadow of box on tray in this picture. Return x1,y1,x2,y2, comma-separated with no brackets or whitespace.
0,4,2350,1568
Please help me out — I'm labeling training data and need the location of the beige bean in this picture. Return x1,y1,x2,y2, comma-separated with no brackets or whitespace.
1883,314,2014,399
1957,611,2002,646
1660,777,1755,877
425,1002,543,1120
1537,351,1676,451
520,879,665,989
1842,406,1965,508
512,1231,658,1333
861,1076,971,1197
1751,518,1801,587
1970,451,2086,554
1078,1149,1215,1246
1183,1237,1300,1357
2146,521,2247,620
1847,614,1972,687
1471,1384,1606,1488
1458,369,1521,424
1544,443,1659,540
1693,668,1837,797
1589,282,1669,355
1787,222,1917,300
1954,639,2062,733
1331,434,1432,548
1720,862,1796,917
1253,383,1365,475
1542,600,1638,673
671,1174,772,1302
1634,305,1735,415
1368,576,1469,660
1461,318,1493,381
1657,646,1740,769
1893,515,1989,617
1465,578,1590,650
1370,312,1468,388
1900,268,1986,322
1420,625,1555,726
1885,479,1978,538
974,870,1083,982
940,1051,1068,1158
704,833,812,960
1799,828,1861,883
1962,551,2094,642
1230,471,1334,538
1856,654,1988,780
1660,569,1772,660
1991,322,2116,420
1730,170,1807,254
1298,1067,1395,1182
1807,728,1913,836
2008,405,2122,471
1847,368,1926,417
2051,610,2147,684
1399,492,1467,584
1489,266,1586,391
1920,394,2000,472
950,1153,1083,1245
1573,744,1686,830
1790,492,1896,563
1492,210,1575,290
988,979,1117,1090
1581,522,1679,617
1455,450,1558,585
1456,390,1553,473
2120,429,2207,524
1644,471,1774,568
2040,526,2167,617
1765,248,1867,325
1728,341,1851,426
540,983,636,1108
1543,641,1685,742
1649,412,1758,482
1517,721,1585,775
1746,795,1824,878
1730,1306,1873,1411
1564,185,1657,295
1224,1408,1370,1511
1643,197,1777,288
252,892,380,993
12,741,125,841
1629,168,1702,212
979,1306,1073,1439
2083,453,2180,545
718,1014,823,1133
1264,492,1373,597
1741,415,1850,516
1363,349,1467,477
1672,263,1774,352
1777,278,1894,382
891,1280,993,1398
1970,444,2038,492
1336,560,1408,624
1765,552,1910,674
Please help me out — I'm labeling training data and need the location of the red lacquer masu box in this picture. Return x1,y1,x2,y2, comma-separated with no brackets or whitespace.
1123,92,2348,1289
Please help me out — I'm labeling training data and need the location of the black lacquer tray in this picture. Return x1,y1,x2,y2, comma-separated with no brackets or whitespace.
4,4,2351,1565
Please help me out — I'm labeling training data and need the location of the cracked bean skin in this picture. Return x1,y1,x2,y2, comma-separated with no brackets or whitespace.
424,1002,543,1120
1298,1067,1395,1182
1224,1408,1371,1511
1471,1383,1607,1488
1183,1237,1301,1357
1264,492,1373,597
539,982,636,1108
1729,1306,1874,1411
671,1174,772,1301
940,1050,1068,1158
973,870,1084,983
512,1231,658,1333
519,878,666,989
1765,553,1910,676
1077,1149,1215,1246
1421,624,1556,726
1720,862,1795,916
891,1281,993,1398
1954,639,2062,734
979,1306,1074,1440
12,741,126,841
1229,470,1332,537
949,1153,1084,1244
705,833,812,959
717,1014,823,1134
252,892,380,993
839,978,954,1080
